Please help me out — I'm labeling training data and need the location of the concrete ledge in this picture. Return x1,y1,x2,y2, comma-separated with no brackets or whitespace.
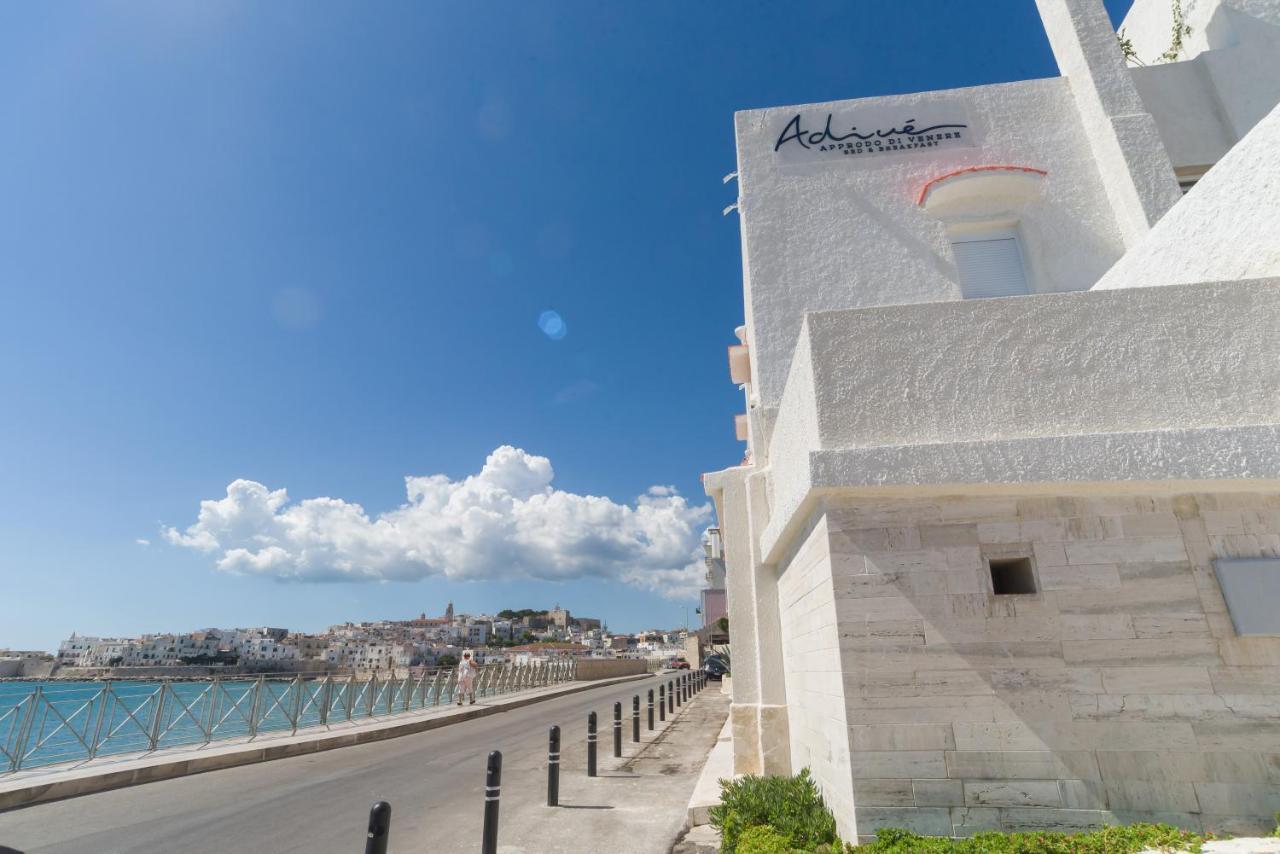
0,673,653,811
686,717,734,827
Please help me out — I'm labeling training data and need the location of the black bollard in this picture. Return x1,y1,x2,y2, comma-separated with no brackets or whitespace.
632,694,640,742
587,711,598,777
365,801,391,854
659,683,666,722
668,681,675,715
482,750,502,854
613,702,622,758
647,688,654,730
547,726,560,807
676,675,683,707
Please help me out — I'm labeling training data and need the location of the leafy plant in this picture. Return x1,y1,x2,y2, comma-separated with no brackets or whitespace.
737,825,796,854
1116,28,1144,65
1160,0,1193,62
1115,0,1192,66
849,824,1207,853
710,769,843,852
710,644,732,676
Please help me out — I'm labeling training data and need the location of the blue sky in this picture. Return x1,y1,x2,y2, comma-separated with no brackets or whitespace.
0,1,1133,652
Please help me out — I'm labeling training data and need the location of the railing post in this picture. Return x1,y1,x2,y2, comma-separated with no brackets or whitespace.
88,683,110,759
676,675,683,708
244,675,261,738
647,689,654,731
659,684,666,722
367,673,378,717
587,711,597,777
203,679,221,744
613,702,622,758
290,676,304,735
667,680,675,715
11,690,40,771
632,695,640,743
546,725,560,807
148,682,169,751
346,674,357,721
482,750,502,854
319,677,332,727
365,801,391,854
430,669,444,706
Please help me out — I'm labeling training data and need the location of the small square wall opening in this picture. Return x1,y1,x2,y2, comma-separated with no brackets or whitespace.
989,557,1036,595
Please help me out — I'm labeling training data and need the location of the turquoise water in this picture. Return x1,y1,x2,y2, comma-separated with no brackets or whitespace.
0,676,447,771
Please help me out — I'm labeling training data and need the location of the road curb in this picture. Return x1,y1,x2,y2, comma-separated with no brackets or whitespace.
0,672,655,811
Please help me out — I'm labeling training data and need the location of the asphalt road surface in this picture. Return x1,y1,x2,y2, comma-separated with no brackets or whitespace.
0,674,725,854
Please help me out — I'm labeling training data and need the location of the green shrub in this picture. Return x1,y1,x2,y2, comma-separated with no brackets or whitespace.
710,768,843,852
849,823,1207,853
737,825,797,854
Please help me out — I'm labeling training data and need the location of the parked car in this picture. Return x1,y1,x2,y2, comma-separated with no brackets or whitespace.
703,655,728,681
673,659,691,670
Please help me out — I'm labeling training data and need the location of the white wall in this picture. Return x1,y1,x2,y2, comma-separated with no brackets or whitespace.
1094,103,1280,290
758,279,1280,563
734,77,1127,408
1121,0,1280,143
776,515,856,839
805,280,1280,450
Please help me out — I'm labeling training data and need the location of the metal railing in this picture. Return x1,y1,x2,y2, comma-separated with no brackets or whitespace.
0,659,576,773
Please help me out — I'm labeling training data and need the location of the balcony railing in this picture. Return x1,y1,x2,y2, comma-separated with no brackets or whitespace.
0,659,576,774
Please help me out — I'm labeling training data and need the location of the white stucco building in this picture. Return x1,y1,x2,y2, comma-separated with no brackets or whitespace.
704,0,1280,840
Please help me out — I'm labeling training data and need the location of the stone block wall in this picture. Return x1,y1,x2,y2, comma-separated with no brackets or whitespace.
774,490,1280,840
777,515,856,831
575,658,648,680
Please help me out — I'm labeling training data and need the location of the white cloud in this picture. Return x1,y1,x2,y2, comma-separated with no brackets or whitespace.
164,446,712,599
136,538,151,546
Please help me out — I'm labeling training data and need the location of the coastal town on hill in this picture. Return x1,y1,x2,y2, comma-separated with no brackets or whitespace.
0,602,711,680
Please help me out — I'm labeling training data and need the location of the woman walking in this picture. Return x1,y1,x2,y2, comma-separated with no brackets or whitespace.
456,650,478,705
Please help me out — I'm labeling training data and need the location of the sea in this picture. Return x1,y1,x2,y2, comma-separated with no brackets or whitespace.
0,678,338,771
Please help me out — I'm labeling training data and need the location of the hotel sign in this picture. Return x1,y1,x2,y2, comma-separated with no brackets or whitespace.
770,100,976,165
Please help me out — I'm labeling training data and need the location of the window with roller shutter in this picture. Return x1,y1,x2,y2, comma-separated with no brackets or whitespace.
950,227,1030,299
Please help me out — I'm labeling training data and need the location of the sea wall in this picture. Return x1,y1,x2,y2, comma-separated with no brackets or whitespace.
576,659,649,680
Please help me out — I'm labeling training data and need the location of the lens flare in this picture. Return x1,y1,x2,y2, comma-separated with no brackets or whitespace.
538,310,567,340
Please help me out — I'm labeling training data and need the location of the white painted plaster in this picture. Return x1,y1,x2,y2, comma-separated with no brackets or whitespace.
1130,60,1236,169
1122,0,1280,142
1094,104,1280,289
807,279,1280,448
1037,0,1182,247
706,0,1280,813
756,279,1280,564
736,77,1128,408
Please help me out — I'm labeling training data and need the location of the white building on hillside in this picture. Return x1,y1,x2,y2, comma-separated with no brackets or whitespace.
704,0,1280,841
57,634,101,665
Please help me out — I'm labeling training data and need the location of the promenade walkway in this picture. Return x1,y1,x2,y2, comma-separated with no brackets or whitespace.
0,675,728,854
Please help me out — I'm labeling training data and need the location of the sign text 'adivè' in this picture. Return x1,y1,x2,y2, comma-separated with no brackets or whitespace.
771,102,977,165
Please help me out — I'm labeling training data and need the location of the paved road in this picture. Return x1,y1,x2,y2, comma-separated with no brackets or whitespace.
0,675,725,854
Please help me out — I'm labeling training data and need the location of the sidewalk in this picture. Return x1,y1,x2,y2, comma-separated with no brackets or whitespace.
490,687,730,854
0,673,650,811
